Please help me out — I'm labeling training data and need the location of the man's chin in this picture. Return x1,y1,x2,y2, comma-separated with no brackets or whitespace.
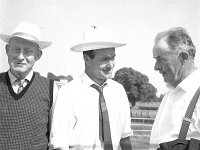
12,68,27,74
163,77,174,89
103,73,112,79
165,82,174,89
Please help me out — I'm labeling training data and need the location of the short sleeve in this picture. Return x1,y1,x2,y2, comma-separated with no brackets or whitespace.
120,86,133,139
49,85,74,149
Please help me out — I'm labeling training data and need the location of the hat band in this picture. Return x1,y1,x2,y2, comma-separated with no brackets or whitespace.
12,32,39,41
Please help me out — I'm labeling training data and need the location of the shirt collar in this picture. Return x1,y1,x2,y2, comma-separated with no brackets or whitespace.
8,70,34,85
81,72,108,88
177,68,200,92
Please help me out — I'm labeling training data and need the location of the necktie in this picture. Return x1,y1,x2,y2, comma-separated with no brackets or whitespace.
91,84,113,150
15,79,26,94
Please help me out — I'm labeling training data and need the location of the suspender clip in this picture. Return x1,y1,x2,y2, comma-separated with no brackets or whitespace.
183,117,192,123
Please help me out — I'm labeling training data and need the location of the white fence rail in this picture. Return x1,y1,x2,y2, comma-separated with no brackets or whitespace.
131,117,154,137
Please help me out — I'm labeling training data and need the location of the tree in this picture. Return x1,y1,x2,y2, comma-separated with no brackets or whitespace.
114,67,158,106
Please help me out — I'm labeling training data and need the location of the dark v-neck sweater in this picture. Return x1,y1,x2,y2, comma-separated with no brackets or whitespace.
0,72,53,150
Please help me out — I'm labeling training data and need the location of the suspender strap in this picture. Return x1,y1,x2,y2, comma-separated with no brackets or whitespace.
178,86,200,139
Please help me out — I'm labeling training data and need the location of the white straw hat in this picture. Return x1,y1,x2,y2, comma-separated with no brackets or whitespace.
70,26,126,52
0,21,52,49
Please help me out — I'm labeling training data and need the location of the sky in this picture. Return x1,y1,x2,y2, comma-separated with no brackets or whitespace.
0,0,200,95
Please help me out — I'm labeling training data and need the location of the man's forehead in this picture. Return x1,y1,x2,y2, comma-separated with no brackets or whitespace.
153,38,170,57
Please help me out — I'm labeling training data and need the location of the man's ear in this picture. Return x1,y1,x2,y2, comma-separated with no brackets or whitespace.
178,51,189,65
35,50,42,61
83,54,90,62
5,44,9,54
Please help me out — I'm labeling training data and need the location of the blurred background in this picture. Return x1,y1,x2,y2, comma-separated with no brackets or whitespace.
1,0,200,96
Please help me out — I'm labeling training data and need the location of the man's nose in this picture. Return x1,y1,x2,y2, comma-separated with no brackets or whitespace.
17,51,25,60
108,60,115,68
154,61,161,71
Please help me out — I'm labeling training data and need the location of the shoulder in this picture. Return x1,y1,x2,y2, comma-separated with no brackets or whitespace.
107,79,129,105
59,77,82,92
107,79,125,89
106,79,127,96
0,72,6,78
0,72,7,83
34,72,50,81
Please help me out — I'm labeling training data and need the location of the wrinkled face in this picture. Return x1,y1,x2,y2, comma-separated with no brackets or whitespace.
85,48,116,85
153,38,183,87
6,37,42,78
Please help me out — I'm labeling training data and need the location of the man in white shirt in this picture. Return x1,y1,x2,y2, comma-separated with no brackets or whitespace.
150,27,200,149
50,26,133,150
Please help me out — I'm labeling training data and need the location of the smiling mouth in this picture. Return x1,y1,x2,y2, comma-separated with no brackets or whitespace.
15,62,26,66
102,68,112,73
161,72,167,77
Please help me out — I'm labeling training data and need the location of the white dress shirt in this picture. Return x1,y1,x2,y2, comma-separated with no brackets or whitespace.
50,73,133,150
150,69,200,149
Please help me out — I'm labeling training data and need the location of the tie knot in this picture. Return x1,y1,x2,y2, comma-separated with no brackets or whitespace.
14,79,28,87
15,79,24,86
91,83,107,94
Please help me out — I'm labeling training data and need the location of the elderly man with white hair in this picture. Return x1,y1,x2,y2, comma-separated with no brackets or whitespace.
150,27,200,149
0,21,57,149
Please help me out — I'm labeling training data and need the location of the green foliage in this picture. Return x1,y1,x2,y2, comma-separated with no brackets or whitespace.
114,67,158,106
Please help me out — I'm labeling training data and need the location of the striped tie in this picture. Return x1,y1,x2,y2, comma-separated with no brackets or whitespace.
15,79,26,94
91,84,113,150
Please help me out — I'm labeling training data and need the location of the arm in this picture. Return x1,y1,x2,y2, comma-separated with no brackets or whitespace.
119,86,133,150
49,85,73,150
120,136,132,150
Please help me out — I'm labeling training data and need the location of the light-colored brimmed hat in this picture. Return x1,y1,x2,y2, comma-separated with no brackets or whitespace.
0,21,52,49
70,26,126,52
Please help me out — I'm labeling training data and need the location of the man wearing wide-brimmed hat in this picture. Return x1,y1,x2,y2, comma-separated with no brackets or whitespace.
0,21,57,149
50,26,133,150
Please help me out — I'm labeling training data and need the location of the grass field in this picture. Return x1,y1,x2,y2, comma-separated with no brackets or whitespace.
130,102,159,150
131,123,151,150
131,135,150,150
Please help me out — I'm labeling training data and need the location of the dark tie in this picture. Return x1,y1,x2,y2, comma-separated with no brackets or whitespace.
91,84,113,150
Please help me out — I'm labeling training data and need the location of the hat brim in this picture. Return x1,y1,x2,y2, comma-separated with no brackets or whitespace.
70,42,126,52
0,34,52,49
